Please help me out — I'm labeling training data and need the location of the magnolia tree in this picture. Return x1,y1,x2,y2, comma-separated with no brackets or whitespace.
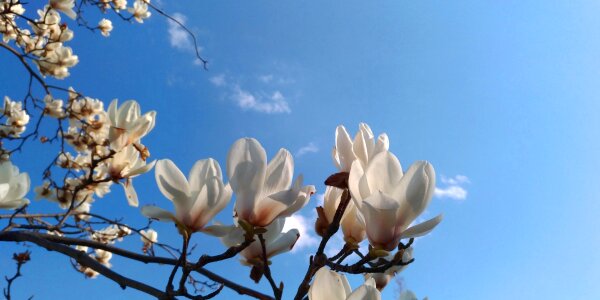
0,1,442,299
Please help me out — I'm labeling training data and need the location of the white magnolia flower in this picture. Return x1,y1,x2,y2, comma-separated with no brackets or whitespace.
43,94,65,118
364,247,413,291
35,46,79,79
112,0,127,11
349,152,442,251
128,0,151,23
142,159,231,233
98,19,113,37
333,123,388,172
108,145,156,206
94,249,112,267
107,99,156,149
1,96,30,137
321,186,365,244
227,138,315,227
0,161,30,209
218,217,299,267
49,0,77,19
309,267,381,300
140,229,157,243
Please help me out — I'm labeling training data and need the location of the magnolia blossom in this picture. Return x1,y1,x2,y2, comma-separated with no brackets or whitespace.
35,45,79,79
0,96,30,137
333,123,388,172
218,217,299,267
0,161,30,209
94,249,112,267
364,247,413,290
108,145,156,206
319,186,365,245
107,99,156,150
349,151,442,251
140,229,157,251
98,19,113,37
227,138,315,227
43,94,65,118
128,0,151,23
49,0,76,19
308,267,381,300
142,159,231,233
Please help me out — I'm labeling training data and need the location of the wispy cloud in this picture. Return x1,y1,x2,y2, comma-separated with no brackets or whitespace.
283,214,318,252
209,74,226,87
434,174,470,200
258,74,274,83
296,142,319,157
167,13,194,51
232,87,291,114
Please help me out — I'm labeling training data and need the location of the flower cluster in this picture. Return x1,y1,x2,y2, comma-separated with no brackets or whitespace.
32,96,156,216
0,96,30,138
142,138,315,267
0,0,153,80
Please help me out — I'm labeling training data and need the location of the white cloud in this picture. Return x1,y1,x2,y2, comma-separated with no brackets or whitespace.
296,142,319,157
283,215,318,252
167,13,194,51
434,174,469,200
258,74,274,83
209,74,226,87
232,87,291,114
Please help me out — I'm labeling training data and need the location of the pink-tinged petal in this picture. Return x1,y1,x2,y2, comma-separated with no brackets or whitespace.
401,214,443,239
392,161,436,230
334,125,354,172
266,228,299,257
362,191,401,250
155,159,190,204
346,277,381,300
263,148,293,196
364,151,403,195
189,158,222,191
309,267,351,300
141,205,175,222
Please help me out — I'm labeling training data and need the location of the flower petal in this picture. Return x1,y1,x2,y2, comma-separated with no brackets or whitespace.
263,148,293,196
401,214,443,239
155,159,190,204
333,125,354,172
364,151,403,195
266,228,299,257
141,205,175,222
346,277,381,300
308,267,351,300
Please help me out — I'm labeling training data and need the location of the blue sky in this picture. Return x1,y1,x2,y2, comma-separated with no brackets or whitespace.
2,0,600,299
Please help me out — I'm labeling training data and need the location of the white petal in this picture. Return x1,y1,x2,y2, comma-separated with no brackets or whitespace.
308,267,351,300
392,161,436,230
189,158,222,191
401,214,443,239
348,160,365,204
346,278,381,300
362,192,401,250
266,228,299,257
128,160,156,177
263,148,293,196
334,125,354,172
364,151,403,195
121,180,139,207
141,206,175,222
155,159,190,203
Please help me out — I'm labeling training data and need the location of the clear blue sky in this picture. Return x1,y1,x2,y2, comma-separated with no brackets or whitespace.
2,1,600,299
